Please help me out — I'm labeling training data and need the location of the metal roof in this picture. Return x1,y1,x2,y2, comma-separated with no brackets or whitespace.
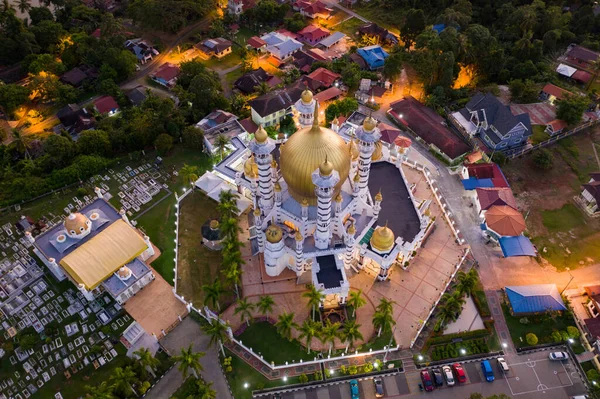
505,284,567,314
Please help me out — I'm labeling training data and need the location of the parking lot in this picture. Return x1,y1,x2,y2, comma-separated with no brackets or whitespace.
255,350,587,399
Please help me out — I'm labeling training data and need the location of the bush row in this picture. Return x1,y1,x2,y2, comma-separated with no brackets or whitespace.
430,339,490,361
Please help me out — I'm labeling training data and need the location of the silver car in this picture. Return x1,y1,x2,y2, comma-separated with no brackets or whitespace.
442,365,455,386
549,352,569,361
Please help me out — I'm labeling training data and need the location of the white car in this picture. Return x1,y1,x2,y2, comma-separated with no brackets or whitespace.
549,352,569,361
442,365,455,386
497,357,509,372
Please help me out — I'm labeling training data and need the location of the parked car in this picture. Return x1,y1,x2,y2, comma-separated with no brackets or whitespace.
497,357,509,372
481,360,495,382
442,365,455,386
421,370,434,391
374,377,384,397
350,379,360,399
431,368,444,386
549,352,569,361
452,363,467,383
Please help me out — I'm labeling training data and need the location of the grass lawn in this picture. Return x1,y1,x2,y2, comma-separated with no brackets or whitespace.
233,27,260,46
225,67,245,88
322,9,349,28
531,125,550,144
360,331,396,352
352,4,399,34
237,322,315,364
333,17,364,40
201,53,243,71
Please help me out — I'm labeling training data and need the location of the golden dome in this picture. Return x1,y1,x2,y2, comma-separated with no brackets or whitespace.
349,139,359,161
375,190,382,202
117,266,132,279
301,89,313,103
370,223,395,253
335,193,343,203
319,156,334,176
363,115,377,132
254,207,261,216
371,140,383,161
209,220,219,229
274,182,281,192
64,213,90,233
295,230,303,241
353,172,360,183
301,198,309,207
280,118,351,204
244,156,258,178
265,223,283,243
255,125,268,143
347,223,356,235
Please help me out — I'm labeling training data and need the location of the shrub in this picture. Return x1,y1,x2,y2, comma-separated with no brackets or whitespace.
587,368,600,382
551,331,562,342
525,333,538,345
560,330,570,341
298,373,308,383
567,326,580,339
363,363,373,373
76,187,88,197
314,371,322,380
348,365,358,375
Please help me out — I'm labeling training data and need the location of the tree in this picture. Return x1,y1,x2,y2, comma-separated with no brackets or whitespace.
154,133,173,155
133,347,160,379
509,79,539,103
320,319,340,356
202,318,230,356
180,163,200,185
189,379,217,399
85,381,115,399
376,298,396,316
256,81,271,95
383,52,403,81
174,344,205,379
438,292,466,325
182,126,205,150
0,84,30,116
110,366,138,397
525,333,538,345
29,20,66,52
78,130,111,157
28,6,53,25
10,129,32,159
275,311,297,341
223,261,242,298
456,269,477,297
217,190,239,220
234,298,255,326
372,309,395,337
213,134,230,160
257,295,275,319
347,289,366,317
533,149,553,170
24,53,66,75
303,284,324,320
17,0,31,14
556,94,589,126
401,9,426,49
298,319,321,354
341,319,363,352
567,326,580,339
202,278,225,312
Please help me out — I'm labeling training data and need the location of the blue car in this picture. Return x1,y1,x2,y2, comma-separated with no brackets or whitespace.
350,379,360,399
481,360,495,382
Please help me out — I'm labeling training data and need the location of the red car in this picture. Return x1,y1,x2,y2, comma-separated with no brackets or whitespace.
420,370,434,391
452,363,467,383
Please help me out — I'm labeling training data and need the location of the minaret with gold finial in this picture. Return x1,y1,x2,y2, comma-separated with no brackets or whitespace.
295,86,316,128
248,124,276,212
295,230,304,275
373,189,382,219
344,223,356,269
355,113,381,198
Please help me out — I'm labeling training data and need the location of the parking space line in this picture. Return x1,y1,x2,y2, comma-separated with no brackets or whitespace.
561,361,574,385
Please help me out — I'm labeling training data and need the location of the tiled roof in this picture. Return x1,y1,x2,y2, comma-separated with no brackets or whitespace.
152,62,180,81
567,45,600,63
541,83,571,100
249,84,304,117
94,96,119,114
485,205,526,236
476,187,517,211
247,36,267,48
466,163,509,188
505,285,567,314
307,67,340,87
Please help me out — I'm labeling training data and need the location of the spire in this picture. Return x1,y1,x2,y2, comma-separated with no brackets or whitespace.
310,101,320,132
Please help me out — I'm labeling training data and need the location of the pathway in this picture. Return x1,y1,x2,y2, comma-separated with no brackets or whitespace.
322,0,369,22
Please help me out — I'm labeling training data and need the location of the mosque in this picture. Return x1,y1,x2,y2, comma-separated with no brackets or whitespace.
229,89,433,308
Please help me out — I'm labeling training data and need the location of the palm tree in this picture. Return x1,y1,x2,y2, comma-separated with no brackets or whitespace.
85,381,115,399
223,262,242,298
320,319,341,356
439,292,466,324
110,366,138,397
220,217,241,240
189,379,217,399
298,319,321,354
342,319,363,352
234,297,254,326
456,269,477,297
372,309,396,337
11,129,31,159
202,278,225,312
17,0,30,14
376,298,396,316
275,311,297,341
133,347,160,379
217,191,239,221
203,318,230,356
347,289,366,317
255,81,271,95
303,284,324,320
180,163,200,185
213,134,231,160
174,344,205,379
257,295,275,319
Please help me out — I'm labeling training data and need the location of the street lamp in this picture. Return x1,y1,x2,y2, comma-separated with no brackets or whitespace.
283,376,288,382
460,349,466,355
418,355,424,361
568,338,575,344
244,383,249,389
502,342,508,348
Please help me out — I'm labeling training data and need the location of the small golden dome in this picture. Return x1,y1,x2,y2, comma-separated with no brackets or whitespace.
117,266,132,279
363,115,377,132
274,182,281,192
371,140,383,161
64,213,90,233
209,220,219,229
375,190,382,202
335,193,343,202
265,223,283,243
271,159,277,168
332,116,339,125
301,89,313,103
370,223,395,253
295,230,303,241
254,207,261,216
255,125,268,143
244,156,258,178
319,156,334,176
353,172,360,183
349,139,359,161
347,223,356,235
301,198,309,206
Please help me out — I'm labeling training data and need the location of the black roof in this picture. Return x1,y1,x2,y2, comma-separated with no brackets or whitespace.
126,86,148,106
249,84,304,117
465,93,531,137
234,68,269,94
316,255,343,289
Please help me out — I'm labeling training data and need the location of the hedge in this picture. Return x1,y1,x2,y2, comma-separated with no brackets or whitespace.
430,338,490,361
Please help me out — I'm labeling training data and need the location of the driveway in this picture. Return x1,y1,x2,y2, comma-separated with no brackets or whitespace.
145,317,233,399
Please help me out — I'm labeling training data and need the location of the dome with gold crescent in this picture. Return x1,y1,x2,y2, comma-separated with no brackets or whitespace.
363,115,377,132
370,223,395,253
244,155,258,178
255,124,268,143
265,223,283,243
301,89,313,104
280,103,351,204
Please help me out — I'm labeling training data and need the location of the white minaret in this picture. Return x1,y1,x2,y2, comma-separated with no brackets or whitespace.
25,231,35,244
312,156,340,250
344,223,356,269
254,207,264,253
119,209,131,225
331,116,340,133
248,125,276,212
334,193,343,216
301,198,308,221
78,283,95,301
143,235,155,258
295,230,304,275
373,190,382,219
294,89,316,128
355,114,381,197
94,187,103,199
271,159,278,186
274,182,282,208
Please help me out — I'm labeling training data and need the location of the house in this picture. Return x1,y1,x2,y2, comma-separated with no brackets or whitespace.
297,25,330,45
126,86,149,107
234,68,281,94
505,285,567,315
299,75,323,92
292,49,329,72
545,119,568,135
150,63,180,88
475,187,517,215
377,122,401,146
261,32,304,60
498,236,537,257
358,23,398,45
585,285,600,318
307,67,340,88
483,205,526,239
450,92,532,151
540,83,572,104
94,96,119,116
314,87,342,104
293,0,331,19
578,172,600,216
247,36,267,52
566,45,600,69
195,110,248,154
317,31,346,49
556,63,593,84
249,84,304,126
356,45,389,70
59,66,98,88
56,104,96,136
583,317,600,353
388,96,470,162
461,163,510,189
227,0,255,15
195,38,233,59
125,39,159,64
349,53,367,70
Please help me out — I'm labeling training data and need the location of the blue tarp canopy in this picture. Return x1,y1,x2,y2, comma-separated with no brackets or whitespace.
432,24,446,33
505,285,567,314
461,177,494,190
499,236,537,257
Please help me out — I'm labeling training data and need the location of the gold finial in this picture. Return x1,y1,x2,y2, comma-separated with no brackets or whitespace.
254,206,261,216
310,101,320,131
274,182,281,192
295,230,303,241
353,172,360,183
255,124,268,143
375,190,382,202
348,223,356,235
301,198,309,206
271,158,277,168
319,154,333,176
335,193,343,202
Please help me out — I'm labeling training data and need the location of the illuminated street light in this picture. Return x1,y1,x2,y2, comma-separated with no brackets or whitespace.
330,369,334,374
373,362,378,368
244,383,249,389
460,349,466,355
568,338,574,344
502,342,508,348
283,376,288,382
418,355,423,361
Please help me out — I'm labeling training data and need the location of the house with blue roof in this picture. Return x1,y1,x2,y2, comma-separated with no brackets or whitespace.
357,45,389,70
505,284,567,315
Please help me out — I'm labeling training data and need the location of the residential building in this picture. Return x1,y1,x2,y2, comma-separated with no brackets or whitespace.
234,68,281,94
292,0,331,19
314,87,343,105
195,110,248,154
545,119,568,135
450,92,532,151
317,31,346,49
461,163,510,190
356,45,389,70
584,285,600,318
127,86,149,107
227,0,255,15
59,65,98,88
195,38,233,59
358,23,398,45
540,83,572,104
261,31,304,60
150,63,180,88
125,39,159,64
578,172,600,216
565,44,600,69
307,67,340,88
55,104,96,136
247,36,267,52
505,285,567,315
474,187,517,215
556,63,593,84
249,84,304,126
94,96,120,116
297,25,330,44
293,49,329,72
482,205,526,241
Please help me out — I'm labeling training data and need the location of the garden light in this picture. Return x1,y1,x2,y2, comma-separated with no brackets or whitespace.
244,383,249,388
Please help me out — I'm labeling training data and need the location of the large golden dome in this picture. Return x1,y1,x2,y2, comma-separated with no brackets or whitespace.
265,223,283,243
280,122,351,204
64,213,90,233
370,223,395,253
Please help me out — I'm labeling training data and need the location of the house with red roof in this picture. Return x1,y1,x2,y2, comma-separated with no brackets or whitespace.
247,36,267,51
540,83,572,105
475,187,517,215
377,122,401,145
545,119,568,135
307,67,340,88
293,0,332,19
461,163,510,190
314,87,342,104
297,25,330,44
94,96,119,116
566,45,600,69
150,63,180,89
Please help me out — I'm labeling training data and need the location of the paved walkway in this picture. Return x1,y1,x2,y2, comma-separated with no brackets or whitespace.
444,296,484,334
